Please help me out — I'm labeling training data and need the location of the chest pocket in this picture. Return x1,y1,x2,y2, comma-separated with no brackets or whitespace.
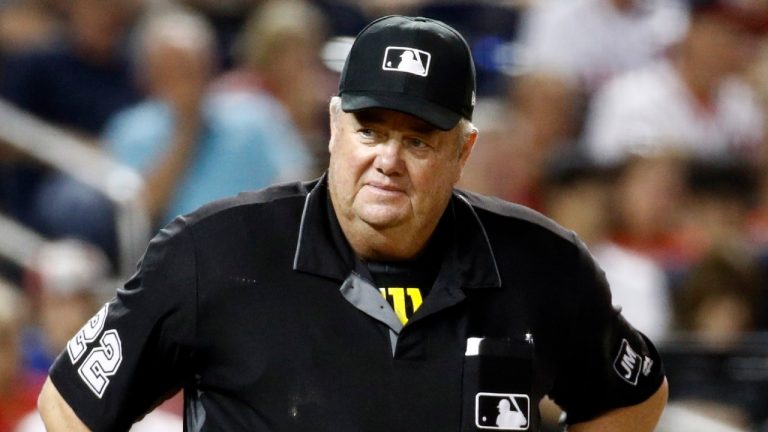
461,335,536,431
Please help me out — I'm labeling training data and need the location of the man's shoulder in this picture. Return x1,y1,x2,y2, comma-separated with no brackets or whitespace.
455,189,576,245
182,179,315,227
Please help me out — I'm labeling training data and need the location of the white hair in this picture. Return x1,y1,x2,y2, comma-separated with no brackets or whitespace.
132,6,216,75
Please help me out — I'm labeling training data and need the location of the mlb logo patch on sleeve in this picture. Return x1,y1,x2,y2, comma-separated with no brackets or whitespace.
475,393,529,430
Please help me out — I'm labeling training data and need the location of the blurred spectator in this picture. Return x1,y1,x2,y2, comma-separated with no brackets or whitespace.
0,0,58,60
676,160,768,335
670,245,765,429
675,245,762,344
0,0,143,135
21,239,110,375
179,0,262,69
541,152,672,341
0,0,145,263
105,6,313,226
312,0,368,37
458,98,537,206
355,0,429,17
513,0,685,173
677,160,758,262
750,164,768,246
216,0,333,169
608,153,690,270
415,2,524,98
586,0,768,167
0,279,37,432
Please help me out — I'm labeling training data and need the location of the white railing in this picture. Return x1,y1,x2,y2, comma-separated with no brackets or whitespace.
0,98,150,278
0,211,46,266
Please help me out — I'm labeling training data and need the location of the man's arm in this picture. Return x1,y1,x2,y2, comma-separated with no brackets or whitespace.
38,377,91,432
568,378,668,432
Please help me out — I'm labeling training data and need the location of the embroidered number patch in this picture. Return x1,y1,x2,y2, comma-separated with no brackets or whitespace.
67,303,109,363
66,303,124,398
78,330,123,398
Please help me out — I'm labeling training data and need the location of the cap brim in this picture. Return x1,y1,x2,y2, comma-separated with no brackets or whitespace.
341,91,461,131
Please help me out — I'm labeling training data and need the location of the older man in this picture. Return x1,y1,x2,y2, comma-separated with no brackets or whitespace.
39,16,667,431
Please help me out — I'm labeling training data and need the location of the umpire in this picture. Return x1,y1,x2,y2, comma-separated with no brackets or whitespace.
39,16,668,431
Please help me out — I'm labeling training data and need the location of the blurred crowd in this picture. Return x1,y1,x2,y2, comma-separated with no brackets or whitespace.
2,0,768,430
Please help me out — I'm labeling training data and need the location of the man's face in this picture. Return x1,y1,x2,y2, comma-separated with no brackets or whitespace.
328,105,474,257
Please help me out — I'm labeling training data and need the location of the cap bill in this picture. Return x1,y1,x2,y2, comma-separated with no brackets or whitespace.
341,91,461,131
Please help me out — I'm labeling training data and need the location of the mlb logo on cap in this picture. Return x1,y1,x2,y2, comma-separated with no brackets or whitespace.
382,46,431,77
475,392,529,430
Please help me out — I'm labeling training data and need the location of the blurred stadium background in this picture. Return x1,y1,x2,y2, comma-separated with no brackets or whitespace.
1,0,768,430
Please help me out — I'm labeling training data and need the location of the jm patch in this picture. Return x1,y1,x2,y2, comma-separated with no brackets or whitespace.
475,392,529,430
613,339,642,385
382,46,431,77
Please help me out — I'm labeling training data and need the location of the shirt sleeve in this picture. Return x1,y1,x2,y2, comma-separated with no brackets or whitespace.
48,216,197,431
548,235,665,425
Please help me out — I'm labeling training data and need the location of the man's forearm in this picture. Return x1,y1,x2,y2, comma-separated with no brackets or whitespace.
568,378,669,432
38,377,91,432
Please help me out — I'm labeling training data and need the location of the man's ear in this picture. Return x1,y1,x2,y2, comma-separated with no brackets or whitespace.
456,128,478,182
459,128,478,166
328,101,339,152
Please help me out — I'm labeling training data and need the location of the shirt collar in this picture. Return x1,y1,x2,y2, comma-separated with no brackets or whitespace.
292,174,501,290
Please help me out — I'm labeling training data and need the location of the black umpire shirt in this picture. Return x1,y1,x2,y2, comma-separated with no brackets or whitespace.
49,174,665,431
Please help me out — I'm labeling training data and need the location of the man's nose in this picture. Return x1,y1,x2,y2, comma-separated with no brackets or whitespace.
374,139,404,175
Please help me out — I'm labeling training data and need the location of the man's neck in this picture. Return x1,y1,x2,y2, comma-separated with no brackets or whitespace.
339,216,439,261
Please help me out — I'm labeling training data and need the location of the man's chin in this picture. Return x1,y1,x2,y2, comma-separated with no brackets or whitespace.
356,208,408,230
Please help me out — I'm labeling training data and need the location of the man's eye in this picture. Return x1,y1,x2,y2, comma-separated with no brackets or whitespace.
358,128,376,139
405,137,429,149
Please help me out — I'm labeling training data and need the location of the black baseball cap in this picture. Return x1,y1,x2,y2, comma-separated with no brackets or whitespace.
338,15,476,131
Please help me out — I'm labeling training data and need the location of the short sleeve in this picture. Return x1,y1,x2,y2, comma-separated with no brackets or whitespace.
548,235,665,424
48,216,197,431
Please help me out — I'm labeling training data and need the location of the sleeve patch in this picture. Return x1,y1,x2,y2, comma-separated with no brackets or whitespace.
67,303,109,363
612,339,643,386
66,303,125,398
77,329,124,398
